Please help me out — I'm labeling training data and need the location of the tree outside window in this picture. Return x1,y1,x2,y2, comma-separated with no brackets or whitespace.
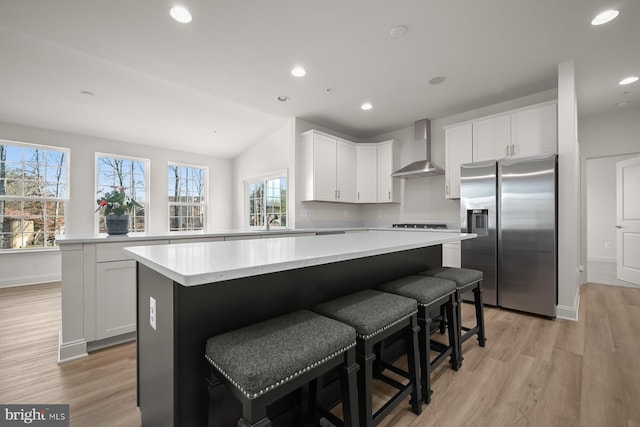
0,141,68,249
247,175,287,229
96,154,148,233
168,163,207,231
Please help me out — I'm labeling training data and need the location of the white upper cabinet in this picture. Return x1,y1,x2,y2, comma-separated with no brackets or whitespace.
356,144,378,203
300,130,356,202
473,114,511,162
302,130,399,204
510,102,557,157
444,123,473,199
376,140,400,203
336,140,357,202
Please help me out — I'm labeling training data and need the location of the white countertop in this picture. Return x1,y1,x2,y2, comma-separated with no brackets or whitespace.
124,229,475,286
54,227,366,244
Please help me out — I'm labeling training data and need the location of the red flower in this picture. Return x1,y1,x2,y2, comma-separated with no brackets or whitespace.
99,200,108,207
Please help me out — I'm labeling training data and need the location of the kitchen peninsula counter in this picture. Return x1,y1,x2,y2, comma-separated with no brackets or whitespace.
126,230,474,426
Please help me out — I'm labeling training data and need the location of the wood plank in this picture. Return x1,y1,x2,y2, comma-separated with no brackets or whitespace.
1,282,639,427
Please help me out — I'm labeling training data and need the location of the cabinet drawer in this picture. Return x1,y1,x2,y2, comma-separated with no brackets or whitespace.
96,240,169,262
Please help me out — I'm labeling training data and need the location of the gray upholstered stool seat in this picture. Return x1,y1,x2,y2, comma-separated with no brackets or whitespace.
206,310,359,427
378,275,460,402
314,289,423,427
419,267,482,289
419,267,487,363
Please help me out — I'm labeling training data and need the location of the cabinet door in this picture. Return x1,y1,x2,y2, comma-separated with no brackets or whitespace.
511,102,557,156
312,133,338,201
473,114,511,162
336,140,357,202
377,142,396,202
356,145,377,203
445,123,473,199
96,260,136,339
442,242,461,267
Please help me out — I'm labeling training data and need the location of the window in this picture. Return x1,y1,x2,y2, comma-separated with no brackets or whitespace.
168,163,207,231
0,141,68,249
96,154,148,233
247,173,287,229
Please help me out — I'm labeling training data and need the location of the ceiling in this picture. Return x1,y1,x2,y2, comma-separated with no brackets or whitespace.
0,1,638,158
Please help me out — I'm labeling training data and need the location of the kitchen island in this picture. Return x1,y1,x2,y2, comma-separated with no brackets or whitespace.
125,229,475,427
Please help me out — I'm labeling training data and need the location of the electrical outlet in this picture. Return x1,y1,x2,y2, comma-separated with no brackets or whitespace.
377,211,383,218
605,242,612,249
150,296,157,331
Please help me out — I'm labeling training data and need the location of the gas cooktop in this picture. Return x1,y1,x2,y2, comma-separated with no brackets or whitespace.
392,223,448,229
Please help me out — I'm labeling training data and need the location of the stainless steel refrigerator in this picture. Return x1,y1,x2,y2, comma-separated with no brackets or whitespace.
460,153,557,318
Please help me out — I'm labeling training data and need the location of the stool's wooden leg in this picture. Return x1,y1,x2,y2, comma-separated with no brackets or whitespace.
241,395,269,427
455,289,464,366
439,305,447,334
419,315,433,404
473,284,487,347
405,316,423,414
446,297,461,370
341,349,360,427
357,347,375,427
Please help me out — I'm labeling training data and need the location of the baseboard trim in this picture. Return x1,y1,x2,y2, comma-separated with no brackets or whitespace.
0,274,61,288
58,329,88,363
556,291,580,321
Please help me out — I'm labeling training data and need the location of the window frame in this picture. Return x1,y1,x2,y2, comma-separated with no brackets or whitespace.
95,152,150,234
167,162,208,232
0,139,70,251
244,169,288,230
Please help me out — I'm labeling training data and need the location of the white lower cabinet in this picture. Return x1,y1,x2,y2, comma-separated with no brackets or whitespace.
442,242,461,268
96,260,137,339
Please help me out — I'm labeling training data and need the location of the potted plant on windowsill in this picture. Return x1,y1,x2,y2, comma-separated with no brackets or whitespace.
96,188,142,235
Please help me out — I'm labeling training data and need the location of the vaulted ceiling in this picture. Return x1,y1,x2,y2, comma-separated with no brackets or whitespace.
1,1,638,157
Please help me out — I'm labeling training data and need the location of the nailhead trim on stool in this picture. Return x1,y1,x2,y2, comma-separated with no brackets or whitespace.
206,309,360,427
314,289,423,427
419,267,487,364
378,275,460,403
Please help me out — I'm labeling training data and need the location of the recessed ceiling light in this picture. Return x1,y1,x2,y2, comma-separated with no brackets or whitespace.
276,95,289,102
428,76,446,85
291,66,306,77
170,5,192,24
361,103,373,111
389,26,408,38
619,76,639,85
591,9,619,25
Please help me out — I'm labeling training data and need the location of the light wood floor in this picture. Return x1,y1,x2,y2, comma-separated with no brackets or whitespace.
1,282,639,427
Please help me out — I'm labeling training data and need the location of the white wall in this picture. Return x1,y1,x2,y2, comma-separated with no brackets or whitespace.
578,105,640,287
232,120,295,229
556,60,582,320
0,121,232,287
586,154,638,262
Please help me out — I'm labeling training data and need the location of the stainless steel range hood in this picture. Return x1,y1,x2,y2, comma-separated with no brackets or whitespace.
391,119,445,178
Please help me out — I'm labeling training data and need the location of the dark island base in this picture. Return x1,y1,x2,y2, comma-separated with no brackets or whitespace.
137,245,442,426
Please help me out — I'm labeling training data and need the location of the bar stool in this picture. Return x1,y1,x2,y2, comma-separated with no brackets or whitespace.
419,267,486,363
313,289,422,427
205,310,359,427
378,275,460,403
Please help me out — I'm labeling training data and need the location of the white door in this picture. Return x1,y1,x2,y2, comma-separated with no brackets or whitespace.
617,156,640,285
473,114,510,161
313,133,337,201
336,140,357,202
445,123,473,198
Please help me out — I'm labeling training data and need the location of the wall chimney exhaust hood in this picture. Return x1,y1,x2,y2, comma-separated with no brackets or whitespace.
391,119,445,178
